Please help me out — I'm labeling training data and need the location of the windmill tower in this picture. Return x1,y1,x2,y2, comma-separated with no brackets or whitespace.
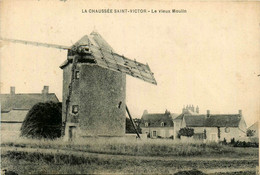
0,31,157,140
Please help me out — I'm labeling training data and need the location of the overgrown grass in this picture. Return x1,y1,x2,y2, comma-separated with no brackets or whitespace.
1,150,258,175
1,137,258,157
1,137,258,174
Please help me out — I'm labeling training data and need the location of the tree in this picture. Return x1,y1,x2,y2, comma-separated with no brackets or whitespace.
246,129,255,137
217,127,221,139
203,129,207,139
125,118,141,134
178,127,194,137
20,102,62,139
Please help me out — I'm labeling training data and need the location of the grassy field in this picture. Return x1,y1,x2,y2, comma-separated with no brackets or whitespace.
1,137,259,174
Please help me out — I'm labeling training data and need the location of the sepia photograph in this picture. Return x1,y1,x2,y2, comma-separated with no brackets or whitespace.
0,0,259,174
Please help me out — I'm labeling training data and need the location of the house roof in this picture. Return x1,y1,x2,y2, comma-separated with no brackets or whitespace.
204,114,241,127
174,113,242,127
248,121,258,130
1,109,29,122
171,113,180,120
0,93,59,112
184,115,206,127
140,112,176,127
60,31,157,85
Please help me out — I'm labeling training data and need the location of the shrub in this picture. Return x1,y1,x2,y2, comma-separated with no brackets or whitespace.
20,101,62,139
230,138,235,144
223,138,227,144
178,127,194,137
203,129,207,139
233,141,259,148
125,118,141,134
246,129,255,137
217,127,221,139
174,169,206,175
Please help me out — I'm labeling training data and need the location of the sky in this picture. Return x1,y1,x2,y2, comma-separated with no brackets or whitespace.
0,0,259,126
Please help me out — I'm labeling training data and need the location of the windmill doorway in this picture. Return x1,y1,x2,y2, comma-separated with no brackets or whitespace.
69,126,77,141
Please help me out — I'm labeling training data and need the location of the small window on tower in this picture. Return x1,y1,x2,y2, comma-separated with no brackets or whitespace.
72,105,79,114
75,71,80,79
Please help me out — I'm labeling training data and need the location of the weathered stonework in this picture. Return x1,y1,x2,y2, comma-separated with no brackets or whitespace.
62,62,126,140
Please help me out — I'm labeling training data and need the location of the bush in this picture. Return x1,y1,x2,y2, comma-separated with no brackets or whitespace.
246,129,255,137
230,138,235,144
223,138,227,144
174,169,206,175
233,141,258,148
220,138,227,145
20,101,62,139
178,127,194,137
203,129,207,139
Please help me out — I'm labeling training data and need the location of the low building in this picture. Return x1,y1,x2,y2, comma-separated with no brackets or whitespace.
0,86,59,138
140,110,179,139
174,109,247,142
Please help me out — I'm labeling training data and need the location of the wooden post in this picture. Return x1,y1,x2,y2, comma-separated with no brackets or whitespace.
126,105,141,139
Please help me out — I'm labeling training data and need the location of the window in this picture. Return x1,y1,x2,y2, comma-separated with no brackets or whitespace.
72,105,79,114
225,127,230,133
75,71,80,79
145,122,149,127
161,122,165,127
153,131,157,137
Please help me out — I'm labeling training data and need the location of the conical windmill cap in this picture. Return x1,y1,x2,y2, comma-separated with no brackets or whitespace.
71,31,114,52
72,35,90,47
90,31,114,52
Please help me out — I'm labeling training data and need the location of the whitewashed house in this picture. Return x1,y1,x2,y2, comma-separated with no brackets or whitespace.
173,109,247,142
140,110,179,139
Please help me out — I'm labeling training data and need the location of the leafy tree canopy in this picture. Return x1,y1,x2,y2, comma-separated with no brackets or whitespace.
125,118,141,134
246,129,255,137
178,127,194,137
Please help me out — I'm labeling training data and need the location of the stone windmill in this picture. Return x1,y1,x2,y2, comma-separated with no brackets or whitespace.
1,31,157,140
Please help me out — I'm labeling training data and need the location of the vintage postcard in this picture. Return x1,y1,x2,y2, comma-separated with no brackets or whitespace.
0,0,259,174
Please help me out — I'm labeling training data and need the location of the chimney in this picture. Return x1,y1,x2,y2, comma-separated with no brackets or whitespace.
10,86,15,95
42,86,49,102
182,105,186,113
207,110,210,118
191,105,194,112
196,105,199,114
42,86,49,94
143,110,148,116
239,110,242,117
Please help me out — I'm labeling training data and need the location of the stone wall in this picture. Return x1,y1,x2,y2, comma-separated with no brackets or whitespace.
141,127,174,138
62,62,126,139
193,127,246,142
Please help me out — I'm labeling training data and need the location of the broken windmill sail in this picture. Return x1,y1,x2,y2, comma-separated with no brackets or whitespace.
61,31,157,85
